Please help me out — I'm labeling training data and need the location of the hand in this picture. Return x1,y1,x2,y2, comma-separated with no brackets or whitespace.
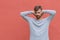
32,11,35,15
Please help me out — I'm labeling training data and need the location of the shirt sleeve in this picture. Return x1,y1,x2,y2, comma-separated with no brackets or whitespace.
42,10,56,21
20,11,33,22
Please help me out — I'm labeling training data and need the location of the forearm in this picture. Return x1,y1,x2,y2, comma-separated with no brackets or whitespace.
20,11,33,16
42,10,56,15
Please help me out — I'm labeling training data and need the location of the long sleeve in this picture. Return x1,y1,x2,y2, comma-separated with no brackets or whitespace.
42,10,56,21
20,11,33,22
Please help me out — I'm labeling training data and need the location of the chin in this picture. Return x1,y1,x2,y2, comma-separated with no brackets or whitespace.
36,16,41,19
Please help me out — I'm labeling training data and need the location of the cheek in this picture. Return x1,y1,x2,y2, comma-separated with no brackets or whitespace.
39,12,43,15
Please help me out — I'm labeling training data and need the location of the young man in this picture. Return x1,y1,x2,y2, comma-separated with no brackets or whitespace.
20,5,56,40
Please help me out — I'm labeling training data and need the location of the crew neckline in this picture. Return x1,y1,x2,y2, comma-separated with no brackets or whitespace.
33,17,47,21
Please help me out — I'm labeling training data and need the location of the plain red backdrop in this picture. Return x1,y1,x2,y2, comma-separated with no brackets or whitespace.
0,0,60,40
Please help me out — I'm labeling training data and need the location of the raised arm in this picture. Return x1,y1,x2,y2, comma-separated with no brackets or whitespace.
42,10,56,21
20,11,33,22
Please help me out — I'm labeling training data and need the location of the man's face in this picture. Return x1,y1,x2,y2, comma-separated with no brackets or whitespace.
34,9,43,19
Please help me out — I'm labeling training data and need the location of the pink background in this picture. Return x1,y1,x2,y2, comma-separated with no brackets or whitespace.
0,0,60,40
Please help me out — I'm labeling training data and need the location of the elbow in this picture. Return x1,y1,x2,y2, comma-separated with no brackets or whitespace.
52,10,56,13
20,12,24,16
52,10,56,15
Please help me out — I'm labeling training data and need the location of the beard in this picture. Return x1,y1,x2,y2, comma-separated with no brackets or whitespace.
34,13,44,19
36,15,41,19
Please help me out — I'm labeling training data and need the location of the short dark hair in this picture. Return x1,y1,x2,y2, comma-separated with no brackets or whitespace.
34,5,42,13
